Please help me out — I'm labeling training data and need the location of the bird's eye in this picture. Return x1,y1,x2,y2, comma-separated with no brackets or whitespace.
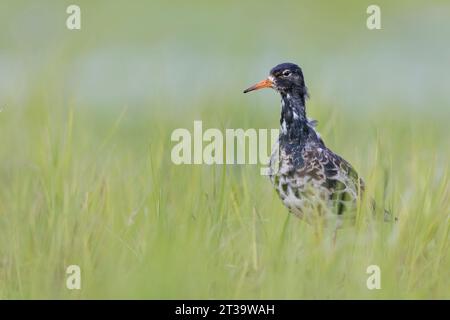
282,70,291,76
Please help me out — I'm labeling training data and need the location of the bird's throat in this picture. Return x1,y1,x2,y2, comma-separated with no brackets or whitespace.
279,92,308,142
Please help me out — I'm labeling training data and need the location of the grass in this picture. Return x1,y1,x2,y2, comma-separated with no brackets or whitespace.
0,96,448,299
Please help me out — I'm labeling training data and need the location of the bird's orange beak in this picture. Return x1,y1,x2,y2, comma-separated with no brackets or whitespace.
243,78,273,93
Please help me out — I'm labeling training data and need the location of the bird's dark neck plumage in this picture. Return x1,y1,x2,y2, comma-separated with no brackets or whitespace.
279,90,309,143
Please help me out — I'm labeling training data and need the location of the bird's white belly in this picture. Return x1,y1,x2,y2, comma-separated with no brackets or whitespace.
272,172,332,221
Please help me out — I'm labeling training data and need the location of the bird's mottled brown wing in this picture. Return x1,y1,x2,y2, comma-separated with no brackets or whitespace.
301,145,363,214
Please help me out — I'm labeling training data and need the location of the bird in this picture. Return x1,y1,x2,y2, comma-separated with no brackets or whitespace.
244,63,366,231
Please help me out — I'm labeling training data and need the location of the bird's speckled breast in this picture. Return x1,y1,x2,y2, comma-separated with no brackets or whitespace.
269,142,330,221
268,139,359,224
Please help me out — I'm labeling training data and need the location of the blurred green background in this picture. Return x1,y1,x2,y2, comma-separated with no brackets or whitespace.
2,0,450,115
0,0,448,299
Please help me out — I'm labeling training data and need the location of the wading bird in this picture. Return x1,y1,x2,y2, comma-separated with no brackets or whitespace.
244,63,366,233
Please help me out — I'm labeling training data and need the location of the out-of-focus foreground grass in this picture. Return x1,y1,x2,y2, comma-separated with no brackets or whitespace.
0,0,448,299
0,96,448,299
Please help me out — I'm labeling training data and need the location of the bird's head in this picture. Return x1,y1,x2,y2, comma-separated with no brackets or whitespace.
243,63,307,97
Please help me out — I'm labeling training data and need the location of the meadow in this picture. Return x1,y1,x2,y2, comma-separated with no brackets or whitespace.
0,0,448,299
